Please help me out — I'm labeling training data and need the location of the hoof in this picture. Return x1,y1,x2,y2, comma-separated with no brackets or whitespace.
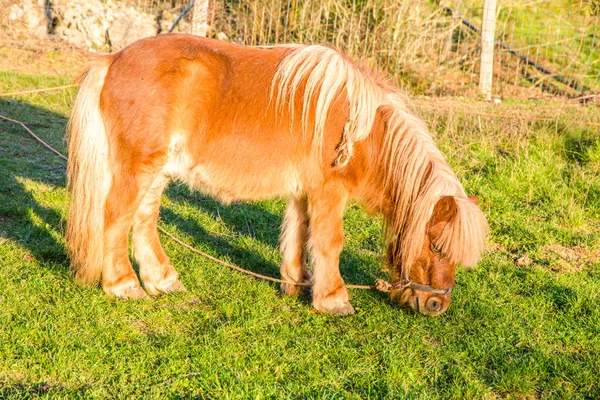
143,276,187,295
105,284,149,300
313,299,355,316
161,279,188,294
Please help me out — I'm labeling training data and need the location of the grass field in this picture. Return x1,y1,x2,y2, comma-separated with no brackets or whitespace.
1,52,600,398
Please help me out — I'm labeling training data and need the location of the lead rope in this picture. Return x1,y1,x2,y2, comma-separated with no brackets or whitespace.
0,114,394,293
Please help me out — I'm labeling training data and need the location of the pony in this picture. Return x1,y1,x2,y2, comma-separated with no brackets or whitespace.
66,34,488,316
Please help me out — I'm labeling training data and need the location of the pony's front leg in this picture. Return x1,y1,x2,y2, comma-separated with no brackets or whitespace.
307,185,354,315
132,175,186,295
279,196,311,296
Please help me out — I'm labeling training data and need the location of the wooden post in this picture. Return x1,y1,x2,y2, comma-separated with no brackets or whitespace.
479,0,497,101
191,0,209,36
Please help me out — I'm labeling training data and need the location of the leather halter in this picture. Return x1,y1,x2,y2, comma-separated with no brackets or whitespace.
388,277,453,296
389,241,454,296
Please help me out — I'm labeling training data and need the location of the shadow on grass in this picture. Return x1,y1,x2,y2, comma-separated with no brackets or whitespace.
0,100,69,276
509,267,578,313
159,204,281,280
0,382,89,399
560,124,599,165
161,186,387,291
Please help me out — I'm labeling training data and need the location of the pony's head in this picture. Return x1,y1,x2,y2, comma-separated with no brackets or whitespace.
374,93,488,316
387,195,485,316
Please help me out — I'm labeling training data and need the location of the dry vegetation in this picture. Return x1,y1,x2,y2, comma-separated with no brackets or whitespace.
202,0,600,97
2,0,597,98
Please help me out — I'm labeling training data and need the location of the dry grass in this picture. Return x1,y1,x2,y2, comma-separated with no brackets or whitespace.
202,0,600,96
208,0,477,94
0,37,86,78
2,0,597,97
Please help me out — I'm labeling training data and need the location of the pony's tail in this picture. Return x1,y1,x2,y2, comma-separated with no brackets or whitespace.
66,56,113,285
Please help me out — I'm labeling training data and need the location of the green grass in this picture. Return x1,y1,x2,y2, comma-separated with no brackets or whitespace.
1,69,600,399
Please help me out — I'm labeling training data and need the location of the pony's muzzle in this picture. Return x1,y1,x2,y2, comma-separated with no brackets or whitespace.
416,292,450,316
424,296,447,315
394,289,451,316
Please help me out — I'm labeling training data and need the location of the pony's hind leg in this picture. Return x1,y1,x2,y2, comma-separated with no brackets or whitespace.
279,196,311,296
307,184,354,315
102,173,151,299
132,174,187,295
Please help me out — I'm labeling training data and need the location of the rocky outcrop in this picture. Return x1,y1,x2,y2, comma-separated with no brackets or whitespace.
53,0,192,52
2,0,49,40
2,0,191,53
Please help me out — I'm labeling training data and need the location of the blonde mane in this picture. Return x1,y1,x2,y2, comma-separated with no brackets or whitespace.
271,45,383,162
271,44,487,278
380,92,488,278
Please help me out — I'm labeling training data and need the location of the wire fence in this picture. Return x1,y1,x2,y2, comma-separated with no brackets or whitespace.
125,0,598,97
9,0,600,97
491,1,599,98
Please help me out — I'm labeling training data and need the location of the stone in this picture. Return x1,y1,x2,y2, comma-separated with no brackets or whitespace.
516,255,532,266
8,5,25,21
108,18,157,51
5,0,182,52
7,0,47,38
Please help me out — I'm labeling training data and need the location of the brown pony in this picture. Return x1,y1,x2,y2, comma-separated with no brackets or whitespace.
66,34,488,316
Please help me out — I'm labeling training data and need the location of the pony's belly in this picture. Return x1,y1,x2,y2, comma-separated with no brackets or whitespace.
188,163,301,203
163,142,302,203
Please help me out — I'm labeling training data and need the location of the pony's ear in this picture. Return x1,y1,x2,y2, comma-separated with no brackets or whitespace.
468,195,479,205
431,195,458,226
429,196,458,242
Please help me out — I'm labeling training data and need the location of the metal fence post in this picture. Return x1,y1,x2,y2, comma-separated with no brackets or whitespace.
479,0,497,100
191,0,209,36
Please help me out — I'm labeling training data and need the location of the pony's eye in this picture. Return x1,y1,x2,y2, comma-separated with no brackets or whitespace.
430,242,442,256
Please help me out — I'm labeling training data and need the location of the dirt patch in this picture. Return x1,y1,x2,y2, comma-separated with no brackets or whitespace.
486,242,599,273
413,97,600,122
539,244,600,273
130,319,152,335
